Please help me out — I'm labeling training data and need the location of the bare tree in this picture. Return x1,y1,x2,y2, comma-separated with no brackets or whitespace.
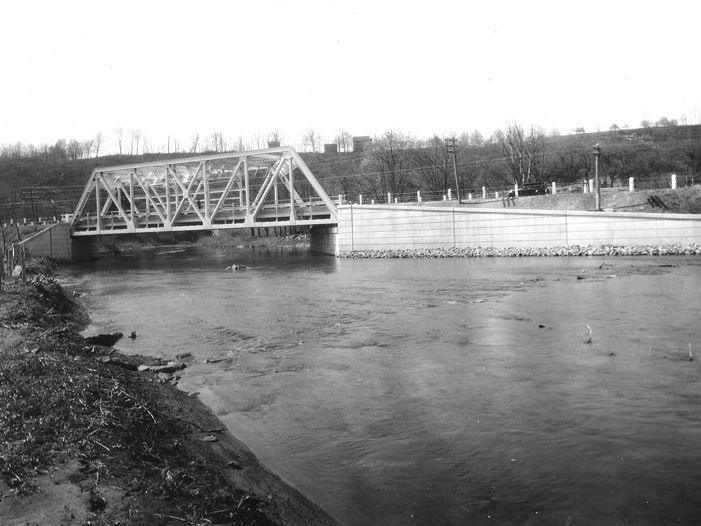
235,135,246,152
141,134,151,155
470,130,484,146
361,131,417,200
67,139,82,160
333,130,352,152
251,133,264,150
211,131,225,152
602,149,634,187
128,129,142,155
94,131,104,157
576,152,593,184
267,130,282,147
458,132,471,146
82,139,94,158
496,123,547,185
115,127,124,155
302,128,321,153
190,132,200,153
51,139,67,162
413,135,451,197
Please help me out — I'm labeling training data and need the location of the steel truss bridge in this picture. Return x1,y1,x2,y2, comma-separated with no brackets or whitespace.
70,147,338,236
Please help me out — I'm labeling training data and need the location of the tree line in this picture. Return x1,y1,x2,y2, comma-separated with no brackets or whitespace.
0,114,692,162
309,124,701,203
1,123,699,221
0,128,360,162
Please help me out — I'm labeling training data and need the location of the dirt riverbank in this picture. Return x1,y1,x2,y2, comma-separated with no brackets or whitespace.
0,263,338,526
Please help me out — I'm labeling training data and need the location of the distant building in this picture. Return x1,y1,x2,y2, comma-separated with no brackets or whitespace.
323,143,338,154
352,136,372,152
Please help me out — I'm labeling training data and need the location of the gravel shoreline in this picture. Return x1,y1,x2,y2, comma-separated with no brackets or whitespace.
340,243,701,258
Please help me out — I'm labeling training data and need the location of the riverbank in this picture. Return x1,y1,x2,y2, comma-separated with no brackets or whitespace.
0,263,338,526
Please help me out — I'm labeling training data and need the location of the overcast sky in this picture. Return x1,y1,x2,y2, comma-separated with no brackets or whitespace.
1,0,699,152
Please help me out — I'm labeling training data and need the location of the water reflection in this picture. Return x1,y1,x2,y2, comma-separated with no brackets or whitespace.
61,249,701,526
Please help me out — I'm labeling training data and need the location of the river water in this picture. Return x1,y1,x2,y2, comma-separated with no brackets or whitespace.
59,247,701,526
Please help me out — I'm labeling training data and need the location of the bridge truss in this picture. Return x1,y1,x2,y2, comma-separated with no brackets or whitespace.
70,147,338,236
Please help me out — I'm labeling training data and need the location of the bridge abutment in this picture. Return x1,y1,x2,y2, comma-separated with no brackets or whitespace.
19,223,99,262
310,225,338,255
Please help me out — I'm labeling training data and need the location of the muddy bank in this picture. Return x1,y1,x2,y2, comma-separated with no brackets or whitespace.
0,270,338,525
340,243,701,259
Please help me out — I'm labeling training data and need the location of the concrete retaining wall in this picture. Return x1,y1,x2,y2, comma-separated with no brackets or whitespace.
20,223,99,261
332,205,701,255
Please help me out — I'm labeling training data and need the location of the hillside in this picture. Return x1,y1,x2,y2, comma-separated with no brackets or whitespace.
1,125,699,221
458,185,701,215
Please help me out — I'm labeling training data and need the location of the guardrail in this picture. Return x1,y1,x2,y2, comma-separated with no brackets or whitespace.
334,173,692,206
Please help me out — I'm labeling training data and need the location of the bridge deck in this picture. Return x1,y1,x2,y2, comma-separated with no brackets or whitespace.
72,202,334,235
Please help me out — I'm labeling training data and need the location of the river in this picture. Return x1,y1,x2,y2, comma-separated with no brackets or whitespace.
59,246,701,526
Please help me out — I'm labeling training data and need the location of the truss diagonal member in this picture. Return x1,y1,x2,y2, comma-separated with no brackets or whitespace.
278,157,305,206
278,174,305,205
144,172,168,211
249,159,286,220
71,172,99,228
97,173,132,227
171,166,206,224
210,160,243,218
133,172,168,226
167,165,192,223
289,150,338,221
99,178,130,217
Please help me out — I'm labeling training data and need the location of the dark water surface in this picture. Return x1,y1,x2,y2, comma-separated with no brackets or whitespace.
60,247,701,526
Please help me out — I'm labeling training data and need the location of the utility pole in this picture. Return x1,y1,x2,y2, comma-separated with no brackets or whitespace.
593,143,601,210
445,137,461,204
